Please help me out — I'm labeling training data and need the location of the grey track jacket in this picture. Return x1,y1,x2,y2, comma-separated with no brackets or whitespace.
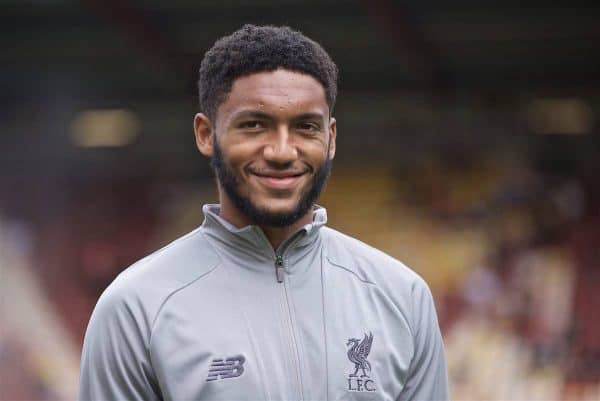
79,204,449,401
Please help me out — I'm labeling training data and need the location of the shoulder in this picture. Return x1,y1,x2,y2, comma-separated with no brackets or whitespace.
115,226,221,291
320,226,433,311
321,227,425,286
89,227,222,335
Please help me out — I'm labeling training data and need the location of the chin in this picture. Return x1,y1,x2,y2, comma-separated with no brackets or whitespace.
253,200,302,216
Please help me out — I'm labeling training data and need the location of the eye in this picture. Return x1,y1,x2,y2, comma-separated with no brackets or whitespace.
238,120,265,130
297,122,321,132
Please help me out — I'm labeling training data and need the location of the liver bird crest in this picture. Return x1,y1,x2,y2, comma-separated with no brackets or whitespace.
346,332,374,378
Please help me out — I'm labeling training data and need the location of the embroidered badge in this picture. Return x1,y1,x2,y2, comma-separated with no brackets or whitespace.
206,355,246,381
346,332,376,392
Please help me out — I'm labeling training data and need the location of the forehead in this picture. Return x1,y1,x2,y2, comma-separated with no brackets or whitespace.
217,69,328,120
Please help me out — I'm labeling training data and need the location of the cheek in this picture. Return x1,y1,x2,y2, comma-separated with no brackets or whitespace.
302,142,329,164
220,141,256,169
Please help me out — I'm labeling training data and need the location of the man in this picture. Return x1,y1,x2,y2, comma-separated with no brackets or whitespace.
79,25,449,401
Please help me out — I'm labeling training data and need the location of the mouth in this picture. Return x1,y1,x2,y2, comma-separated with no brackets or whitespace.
249,170,308,190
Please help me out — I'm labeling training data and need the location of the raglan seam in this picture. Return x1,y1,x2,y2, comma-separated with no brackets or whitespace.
148,231,224,345
148,260,222,344
321,227,422,280
325,256,377,286
321,228,416,339
109,227,217,344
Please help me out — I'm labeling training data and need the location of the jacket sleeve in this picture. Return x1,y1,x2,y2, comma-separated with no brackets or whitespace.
78,283,161,401
397,279,450,401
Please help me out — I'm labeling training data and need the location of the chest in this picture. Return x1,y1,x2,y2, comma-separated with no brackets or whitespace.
149,260,414,401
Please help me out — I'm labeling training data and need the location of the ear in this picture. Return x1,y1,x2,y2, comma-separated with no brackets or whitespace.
327,117,337,160
194,113,214,157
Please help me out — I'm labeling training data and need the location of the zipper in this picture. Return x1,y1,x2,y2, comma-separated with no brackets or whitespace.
275,255,285,283
276,252,305,401
272,229,305,283
269,230,306,400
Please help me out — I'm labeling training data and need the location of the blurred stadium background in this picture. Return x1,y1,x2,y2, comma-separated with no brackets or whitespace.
1,0,599,399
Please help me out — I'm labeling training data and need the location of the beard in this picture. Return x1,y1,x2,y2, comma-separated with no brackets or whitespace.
211,140,331,228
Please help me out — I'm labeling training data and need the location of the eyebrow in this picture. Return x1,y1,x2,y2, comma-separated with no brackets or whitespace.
230,110,326,122
292,112,326,122
231,110,273,121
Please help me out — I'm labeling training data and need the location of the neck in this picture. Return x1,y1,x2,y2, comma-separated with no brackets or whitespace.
218,194,313,249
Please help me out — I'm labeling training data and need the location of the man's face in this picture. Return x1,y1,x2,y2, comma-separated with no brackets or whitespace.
205,69,336,227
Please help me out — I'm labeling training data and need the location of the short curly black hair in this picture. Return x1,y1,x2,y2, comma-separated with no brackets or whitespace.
198,24,338,122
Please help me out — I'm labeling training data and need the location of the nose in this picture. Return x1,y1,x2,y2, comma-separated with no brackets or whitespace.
263,126,298,164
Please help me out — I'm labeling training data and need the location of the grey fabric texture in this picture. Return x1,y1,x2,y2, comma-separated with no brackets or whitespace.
78,204,449,401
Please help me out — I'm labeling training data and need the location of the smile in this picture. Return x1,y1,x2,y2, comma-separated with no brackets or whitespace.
250,171,307,190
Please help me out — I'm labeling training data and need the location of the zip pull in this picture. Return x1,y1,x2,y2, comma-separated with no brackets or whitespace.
275,255,284,283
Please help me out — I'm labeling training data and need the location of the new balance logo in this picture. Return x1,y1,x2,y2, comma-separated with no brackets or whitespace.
206,355,246,381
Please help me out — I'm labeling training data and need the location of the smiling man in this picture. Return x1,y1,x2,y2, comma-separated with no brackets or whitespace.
79,25,449,401
196,68,335,248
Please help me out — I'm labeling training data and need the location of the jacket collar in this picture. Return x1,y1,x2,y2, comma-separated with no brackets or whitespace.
200,204,327,261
